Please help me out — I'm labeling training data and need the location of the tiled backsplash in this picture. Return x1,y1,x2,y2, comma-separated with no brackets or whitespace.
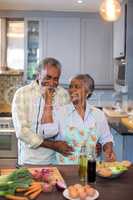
0,74,23,105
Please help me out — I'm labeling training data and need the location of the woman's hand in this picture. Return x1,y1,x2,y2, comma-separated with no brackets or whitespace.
103,142,116,162
104,150,116,162
96,143,102,157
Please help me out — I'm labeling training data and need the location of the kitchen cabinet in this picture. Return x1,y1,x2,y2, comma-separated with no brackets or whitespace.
0,12,113,85
24,18,43,81
32,16,113,85
126,1,133,99
111,128,133,161
113,0,133,100
81,18,113,86
113,3,126,58
43,17,80,84
112,128,124,161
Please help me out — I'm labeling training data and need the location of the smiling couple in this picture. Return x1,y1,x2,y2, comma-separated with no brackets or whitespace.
12,57,116,165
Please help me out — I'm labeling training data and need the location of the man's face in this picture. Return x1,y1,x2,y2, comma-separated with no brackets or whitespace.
38,64,61,93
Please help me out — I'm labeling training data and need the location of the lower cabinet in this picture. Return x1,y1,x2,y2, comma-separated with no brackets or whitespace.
111,128,133,162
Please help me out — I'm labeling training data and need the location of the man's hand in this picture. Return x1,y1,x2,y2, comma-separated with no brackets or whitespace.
44,87,55,105
53,141,74,156
41,87,55,124
96,143,102,157
40,140,74,157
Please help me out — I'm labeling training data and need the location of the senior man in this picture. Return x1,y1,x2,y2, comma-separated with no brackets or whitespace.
12,57,73,165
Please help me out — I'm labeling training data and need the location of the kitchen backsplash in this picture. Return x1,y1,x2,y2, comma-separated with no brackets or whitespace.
0,74,23,105
0,74,132,110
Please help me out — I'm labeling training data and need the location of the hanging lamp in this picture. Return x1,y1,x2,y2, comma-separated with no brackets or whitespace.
99,0,122,22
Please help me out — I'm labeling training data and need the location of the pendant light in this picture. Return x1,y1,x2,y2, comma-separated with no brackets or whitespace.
99,0,122,22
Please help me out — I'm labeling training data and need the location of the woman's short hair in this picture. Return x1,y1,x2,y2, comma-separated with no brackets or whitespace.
72,74,95,98
36,57,62,74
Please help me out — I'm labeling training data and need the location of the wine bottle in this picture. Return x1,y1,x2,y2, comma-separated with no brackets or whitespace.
87,144,96,183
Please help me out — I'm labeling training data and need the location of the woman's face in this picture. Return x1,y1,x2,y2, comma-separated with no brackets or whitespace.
69,78,88,104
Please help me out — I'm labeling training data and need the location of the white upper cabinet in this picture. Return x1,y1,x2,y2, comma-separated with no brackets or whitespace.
113,4,126,58
22,14,113,86
81,18,113,86
43,17,80,84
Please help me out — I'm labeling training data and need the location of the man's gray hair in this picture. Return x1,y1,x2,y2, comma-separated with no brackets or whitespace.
36,57,62,74
73,74,95,98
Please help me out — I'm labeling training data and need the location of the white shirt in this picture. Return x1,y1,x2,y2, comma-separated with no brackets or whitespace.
12,81,70,165
42,102,114,164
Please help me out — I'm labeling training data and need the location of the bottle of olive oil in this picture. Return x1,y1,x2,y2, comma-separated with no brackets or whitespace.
78,145,87,182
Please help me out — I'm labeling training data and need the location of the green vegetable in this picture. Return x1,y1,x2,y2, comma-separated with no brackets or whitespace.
0,175,9,183
7,168,32,181
110,166,127,174
0,168,33,196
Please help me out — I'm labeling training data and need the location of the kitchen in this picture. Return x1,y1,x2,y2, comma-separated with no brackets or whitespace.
0,0,133,167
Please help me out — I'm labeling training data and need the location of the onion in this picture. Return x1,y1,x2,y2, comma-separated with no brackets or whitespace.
56,181,67,191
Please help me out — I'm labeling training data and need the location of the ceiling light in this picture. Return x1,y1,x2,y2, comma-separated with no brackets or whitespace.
99,0,122,22
77,0,83,4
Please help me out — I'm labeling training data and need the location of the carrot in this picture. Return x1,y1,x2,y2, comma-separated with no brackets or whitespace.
29,188,42,200
24,186,42,196
27,185,40,190
5,195,28,200
16,188,28,192
28,183,42,190
31,182,42,186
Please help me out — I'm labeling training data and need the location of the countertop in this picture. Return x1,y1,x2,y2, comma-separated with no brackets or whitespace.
106,116,133,135
0,69,23,76
0,165,133,200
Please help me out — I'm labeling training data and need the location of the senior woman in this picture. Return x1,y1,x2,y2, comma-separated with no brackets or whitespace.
41,74,116,164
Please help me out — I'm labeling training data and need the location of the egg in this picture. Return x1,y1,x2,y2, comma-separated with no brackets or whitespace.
79,191,87,200
78,187,84,194
68,185,74,190
74,184,83,190
68,187,79,198
87,187,96,197
84,185,91,195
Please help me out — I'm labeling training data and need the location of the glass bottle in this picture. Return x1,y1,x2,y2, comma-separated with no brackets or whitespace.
87,144,96,183
78,145,87,182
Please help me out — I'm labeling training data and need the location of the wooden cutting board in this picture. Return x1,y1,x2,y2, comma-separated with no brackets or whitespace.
0,167,65,183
